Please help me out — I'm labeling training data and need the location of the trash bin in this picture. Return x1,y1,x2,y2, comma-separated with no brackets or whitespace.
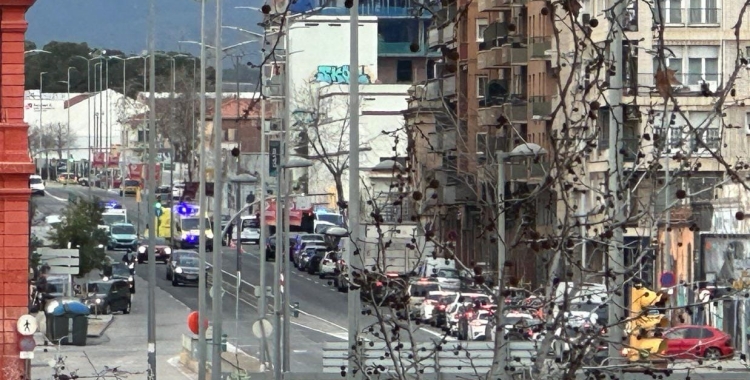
50,301,90,346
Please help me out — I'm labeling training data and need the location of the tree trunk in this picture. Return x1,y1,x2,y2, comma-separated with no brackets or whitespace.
334,173,345,212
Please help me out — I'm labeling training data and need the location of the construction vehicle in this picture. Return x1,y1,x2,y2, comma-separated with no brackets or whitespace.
622,279,669,361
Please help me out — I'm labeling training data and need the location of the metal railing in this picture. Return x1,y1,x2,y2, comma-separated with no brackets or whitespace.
378,41,421,55
530,96,551,117
530,36,552,58
623,72,722,96
654,7,721,26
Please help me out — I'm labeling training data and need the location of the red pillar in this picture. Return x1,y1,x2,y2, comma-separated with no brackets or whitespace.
0,1,36,378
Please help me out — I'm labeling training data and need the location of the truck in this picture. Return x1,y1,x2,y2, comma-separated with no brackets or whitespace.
98,209,128,233
313,208,345,234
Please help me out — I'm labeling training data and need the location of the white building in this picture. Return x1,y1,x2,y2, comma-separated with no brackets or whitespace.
284,15,410,201
24,89,146,161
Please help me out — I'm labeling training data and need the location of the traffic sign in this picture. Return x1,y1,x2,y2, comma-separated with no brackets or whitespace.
252,319,273,338
38,248,79,276
17,315,38,336
660,271,676,288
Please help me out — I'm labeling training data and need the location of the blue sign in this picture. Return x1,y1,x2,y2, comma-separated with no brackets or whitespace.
660,271,675,288
269,141,281,178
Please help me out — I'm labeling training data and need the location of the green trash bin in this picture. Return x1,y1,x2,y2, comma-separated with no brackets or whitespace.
50,302,90,346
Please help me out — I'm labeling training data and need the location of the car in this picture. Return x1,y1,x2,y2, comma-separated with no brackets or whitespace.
136,237,172,263
297,245,327,271
57,173,77,184
318,251,341,278
77,177,91,187
99,200,123,210
484,312,540,342
306,247,330,275
104,262,135,294
459,308,494,341
430,267,462,290
170,255,200,287
120,179,141,197
662,325,735,360
172,182,185,200
419,291,456,322
107,223,138,251
295,233,326,249
83,279,131,315
166,250,199,281
266,235,297,262
239,215,260,244
444,293,493,333
29,175,45,196
407,279,442,314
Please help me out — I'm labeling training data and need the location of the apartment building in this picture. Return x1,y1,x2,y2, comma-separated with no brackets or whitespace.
404,0,555,287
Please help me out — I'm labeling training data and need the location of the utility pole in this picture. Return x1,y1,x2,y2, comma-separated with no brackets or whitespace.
39,71,47,178
147,0,158,377
347,2,361,379
281,20,294,372
258,61,268,368
210,1,225,379
197,0,209,378
607,0,626,364
65,67,74,182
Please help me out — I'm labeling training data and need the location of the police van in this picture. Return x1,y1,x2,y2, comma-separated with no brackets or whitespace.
171,203,214,251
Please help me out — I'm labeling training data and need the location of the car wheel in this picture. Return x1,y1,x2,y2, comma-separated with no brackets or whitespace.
704,347,722,359
137,256,144,264
123,301,131,314
172,278,179,287
104,303,112,315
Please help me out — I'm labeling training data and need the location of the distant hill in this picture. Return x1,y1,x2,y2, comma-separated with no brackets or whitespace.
26,0,262,60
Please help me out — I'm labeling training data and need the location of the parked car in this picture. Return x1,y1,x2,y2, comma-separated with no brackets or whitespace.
30,175,45,196
57,173,77,184
136,236,172,263
166,250,199,281
83,279,131,315
170,255,200,287
663,325,735,360
318,251,341,278
104,262,135,294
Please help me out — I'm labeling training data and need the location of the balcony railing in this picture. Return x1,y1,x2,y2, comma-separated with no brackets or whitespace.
654,8,721,26
503,102,528,123
477,47,503,70
623,72,722,96
379,41,422,56
443,74,456,97
428,27,440,48
427,22,456,49
530,36,552,59
478,105,504,126
530,96,551,117
498,46,528,66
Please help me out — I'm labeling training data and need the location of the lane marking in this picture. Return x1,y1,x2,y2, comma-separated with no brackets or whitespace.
44,191,68,202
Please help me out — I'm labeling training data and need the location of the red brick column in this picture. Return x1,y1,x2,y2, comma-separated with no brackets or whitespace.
0,1,36,379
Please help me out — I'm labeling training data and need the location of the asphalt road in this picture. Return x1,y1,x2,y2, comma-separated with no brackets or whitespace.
36,183,449,371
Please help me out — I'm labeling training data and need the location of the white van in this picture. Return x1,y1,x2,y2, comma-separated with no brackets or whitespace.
173,213,214,251
239,215,260,244
30,175,45,196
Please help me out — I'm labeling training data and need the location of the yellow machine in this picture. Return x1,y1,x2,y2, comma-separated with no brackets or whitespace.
623,280,669,361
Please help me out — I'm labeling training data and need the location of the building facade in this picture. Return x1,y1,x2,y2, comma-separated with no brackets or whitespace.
0,0,36,377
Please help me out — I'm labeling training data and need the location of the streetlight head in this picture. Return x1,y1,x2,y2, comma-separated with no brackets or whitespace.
283,156,314,169
508,143,547,158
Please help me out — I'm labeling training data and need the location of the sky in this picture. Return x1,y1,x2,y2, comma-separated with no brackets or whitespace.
26,0,264,61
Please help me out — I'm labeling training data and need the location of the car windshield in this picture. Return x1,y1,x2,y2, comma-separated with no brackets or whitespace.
179,258,199,267
411,283,441,296
88,282,111,294
242,219,259,229
437,269,459,278
124,180,139,187
318,214,344,225
112,264,130,277
30,178,42,184
102,214,127,225
112,225,136,235
426,293,445,301
182,218,210,230
301,235,325,243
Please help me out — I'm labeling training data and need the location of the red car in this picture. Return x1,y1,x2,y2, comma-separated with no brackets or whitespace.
663,325,734,360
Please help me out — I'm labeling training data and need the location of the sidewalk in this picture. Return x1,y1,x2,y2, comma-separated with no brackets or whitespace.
30,276,196,380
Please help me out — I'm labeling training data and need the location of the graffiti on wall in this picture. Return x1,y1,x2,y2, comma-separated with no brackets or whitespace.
314,65,372,84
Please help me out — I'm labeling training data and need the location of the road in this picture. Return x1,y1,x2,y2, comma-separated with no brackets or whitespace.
35,182,449,372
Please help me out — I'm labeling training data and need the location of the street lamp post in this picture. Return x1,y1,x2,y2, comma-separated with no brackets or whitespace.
39,71,48,178
196,1,209,379
63,67,77,182
491,144,547,376
72,55,95,195
147,0,158,376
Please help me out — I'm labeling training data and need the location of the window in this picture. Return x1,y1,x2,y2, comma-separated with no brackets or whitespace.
396,60,413,83
427,59,436,80
656,0,684,24
476,19,489,42
477,75,488,98
665,328,689,339
653,111,720,152
653,45,719,88
688,0,719,24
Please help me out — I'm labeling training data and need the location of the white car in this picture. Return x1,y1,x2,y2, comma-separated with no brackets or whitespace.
30,175,45,196
318,251,340,278
433,267,462,290
467,309,494,340
239,215,260,244
445,293,493,334
407,279,442,313
420,291,456,322
172,182,185,199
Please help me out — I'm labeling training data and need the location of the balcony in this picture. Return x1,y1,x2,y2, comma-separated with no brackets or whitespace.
378,41,423,56
654,7,721,26
530,96,551,118
624,72,722,97
503,102,528,123
478,0,527,12
427,22,456,49
477,47,503,70
478,105,504,126
530,36,552,59
498,46,528,66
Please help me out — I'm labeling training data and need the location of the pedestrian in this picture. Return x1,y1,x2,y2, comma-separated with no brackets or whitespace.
227,222,235,246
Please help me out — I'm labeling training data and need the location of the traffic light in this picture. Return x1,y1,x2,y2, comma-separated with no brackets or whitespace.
624,280,670,361
220,333,228,352
291,302,300,318
154,202,162,217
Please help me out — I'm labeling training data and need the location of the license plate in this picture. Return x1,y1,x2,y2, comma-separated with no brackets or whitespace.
185,275,197,280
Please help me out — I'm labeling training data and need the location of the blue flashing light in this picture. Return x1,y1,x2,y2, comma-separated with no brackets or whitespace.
186,234,198,243
177,202,197,216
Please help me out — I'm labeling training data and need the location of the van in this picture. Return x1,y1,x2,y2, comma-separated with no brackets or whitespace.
416,257,456,278
239,215,260,244
30,175,45,196
173,213,214,251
